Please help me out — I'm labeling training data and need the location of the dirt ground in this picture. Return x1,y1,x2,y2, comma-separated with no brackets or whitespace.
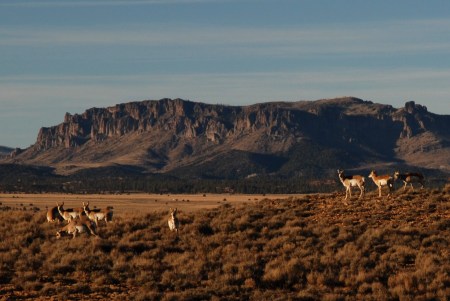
0,192,303,214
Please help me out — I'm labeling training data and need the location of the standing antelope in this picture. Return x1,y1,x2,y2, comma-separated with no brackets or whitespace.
82,202,113,226
394,171,425,191
168,208,179,233
56,217,98,239
46,206,63,223
337,169,365,204
368,170,394,197
56,202,82,223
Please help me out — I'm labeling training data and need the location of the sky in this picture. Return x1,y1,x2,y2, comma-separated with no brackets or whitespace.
1,0,450,148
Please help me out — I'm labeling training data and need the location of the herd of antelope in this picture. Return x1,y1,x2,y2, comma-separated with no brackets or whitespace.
337,169,425,204
44,170,423,238
47,201,179,239
46,201,113,239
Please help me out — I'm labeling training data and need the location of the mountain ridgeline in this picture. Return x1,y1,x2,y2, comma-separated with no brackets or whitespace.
2,97,450,192
0,146,14,157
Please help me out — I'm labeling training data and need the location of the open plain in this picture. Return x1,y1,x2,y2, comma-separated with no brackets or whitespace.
0,192,298,213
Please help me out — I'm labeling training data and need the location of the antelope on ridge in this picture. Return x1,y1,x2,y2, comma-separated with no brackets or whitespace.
368,170,394,198
394,171,425,191
168,208,179,233
56,217,98,239
337,169,365,204
82,202,113,226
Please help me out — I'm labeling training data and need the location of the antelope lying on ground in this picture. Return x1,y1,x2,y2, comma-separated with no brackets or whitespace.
46,206,63,223
168,208,179,233
368,170,394,197
56,202,83,223
337,169,365,204
82,202,113,226
56,217,98,239
394,171,425,191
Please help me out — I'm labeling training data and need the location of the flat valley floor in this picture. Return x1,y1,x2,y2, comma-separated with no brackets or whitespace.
0,192,302,213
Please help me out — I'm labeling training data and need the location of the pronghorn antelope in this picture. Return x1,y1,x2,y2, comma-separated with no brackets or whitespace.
337,169,365,204
56,217,98,239
56,202,83,223
394,171,425,191
46,206,63,223
168,208,179,233
368,170,394,197
82,202,113,226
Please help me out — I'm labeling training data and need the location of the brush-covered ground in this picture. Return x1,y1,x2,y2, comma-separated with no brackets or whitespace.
0,188,449,301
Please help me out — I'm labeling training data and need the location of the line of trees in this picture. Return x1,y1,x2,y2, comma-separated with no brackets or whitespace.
0,174,339,194
1,164,447,194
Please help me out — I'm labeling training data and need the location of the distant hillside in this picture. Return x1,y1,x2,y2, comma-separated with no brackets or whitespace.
0,146,13,156
2,97,449,189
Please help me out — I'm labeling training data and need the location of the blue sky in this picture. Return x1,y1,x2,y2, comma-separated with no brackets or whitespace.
1,0,450,148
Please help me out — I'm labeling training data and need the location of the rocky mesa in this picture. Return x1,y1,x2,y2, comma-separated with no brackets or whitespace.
4,97,450,178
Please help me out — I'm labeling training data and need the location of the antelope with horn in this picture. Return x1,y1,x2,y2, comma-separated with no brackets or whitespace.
82,202,113,226
394,171,425,191
368,170,394,197
337,169,365,204
56,217,98,239
56,202,83,223
168,208,179,233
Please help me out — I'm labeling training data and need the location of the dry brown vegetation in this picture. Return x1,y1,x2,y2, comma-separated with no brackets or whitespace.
0,188,449,300
0,193,279,214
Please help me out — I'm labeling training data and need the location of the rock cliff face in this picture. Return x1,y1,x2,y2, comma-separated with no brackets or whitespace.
34,98,302,150
7,97,450,176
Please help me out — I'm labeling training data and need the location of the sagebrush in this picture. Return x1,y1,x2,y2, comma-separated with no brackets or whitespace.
0,189,449,300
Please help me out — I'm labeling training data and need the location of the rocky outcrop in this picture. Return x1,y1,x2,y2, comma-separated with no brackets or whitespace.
6,97,450,174
33,99,304,151
391,101,429,138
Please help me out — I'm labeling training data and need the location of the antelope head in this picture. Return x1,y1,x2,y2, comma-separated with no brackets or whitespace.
170,208,177,217
56,202,65,213
82,202,90,213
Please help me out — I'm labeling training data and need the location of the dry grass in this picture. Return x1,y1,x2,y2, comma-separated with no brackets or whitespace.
0,193,294,213
0,188,449,300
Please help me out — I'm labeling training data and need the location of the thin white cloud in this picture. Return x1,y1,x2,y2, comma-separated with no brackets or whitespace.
1,19,450,58
0,0,232,7
2,68,450,106
2,68,450,85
